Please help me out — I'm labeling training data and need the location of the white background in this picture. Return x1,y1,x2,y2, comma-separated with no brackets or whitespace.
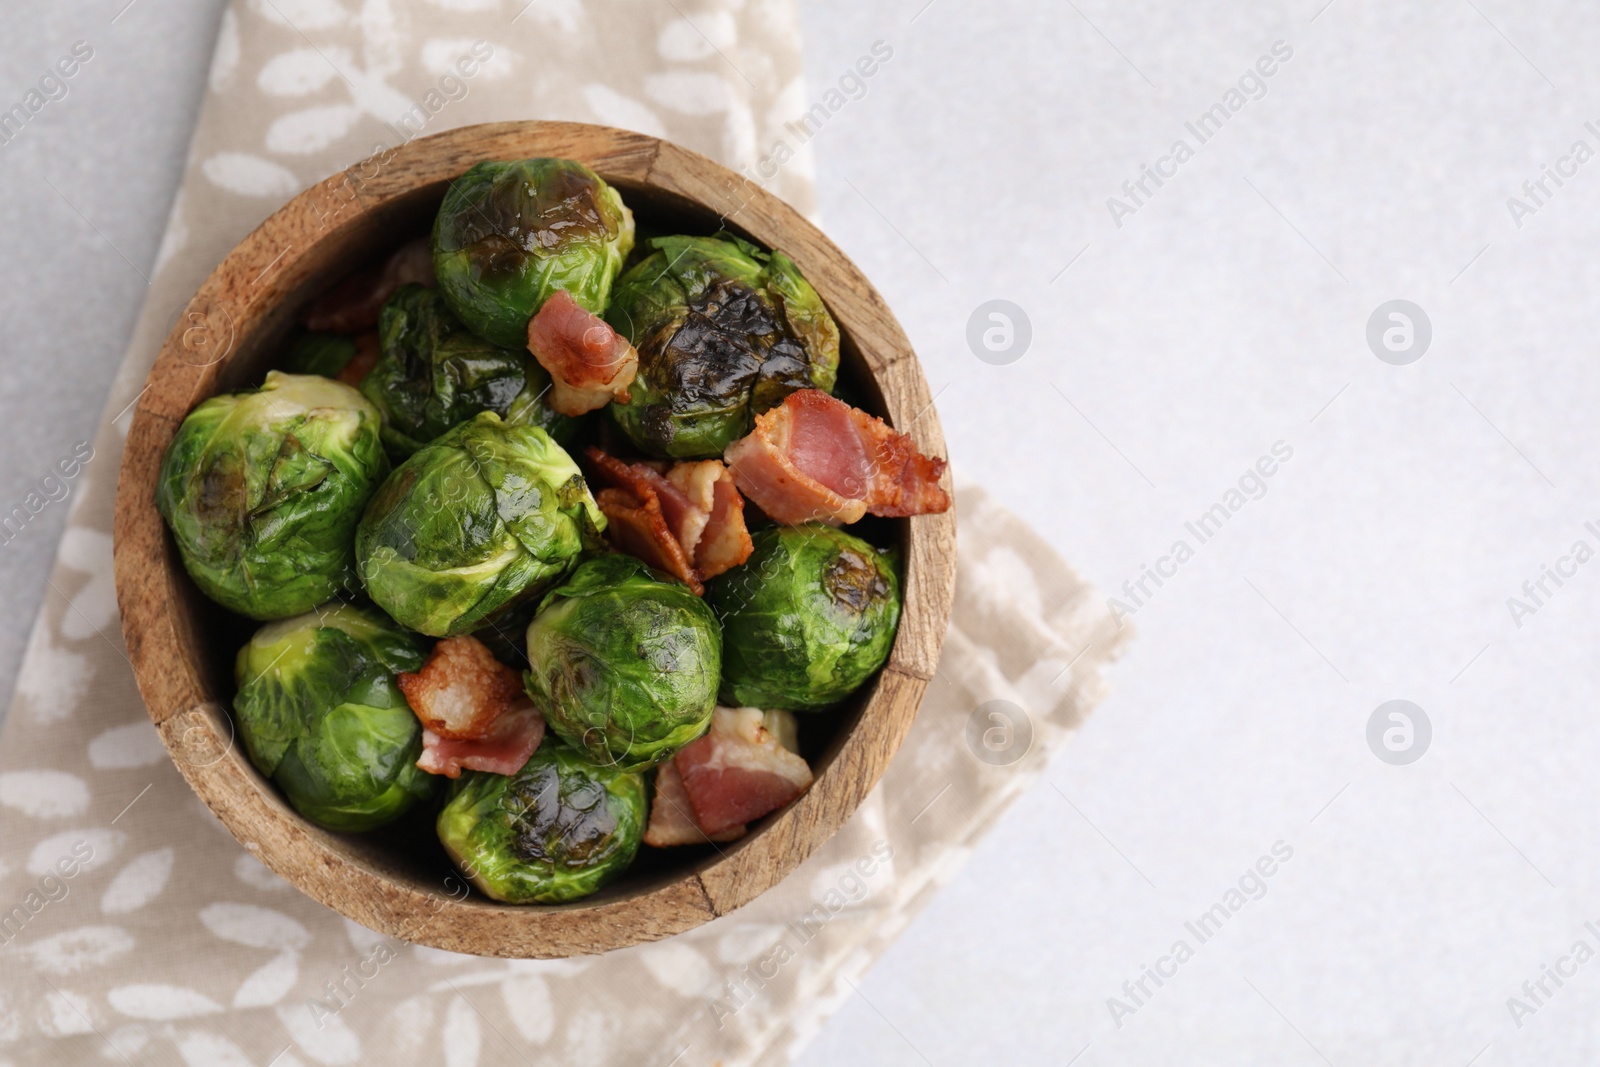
6,1,1600,1063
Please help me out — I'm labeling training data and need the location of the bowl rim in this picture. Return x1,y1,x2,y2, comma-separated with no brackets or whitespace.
111,120,955,958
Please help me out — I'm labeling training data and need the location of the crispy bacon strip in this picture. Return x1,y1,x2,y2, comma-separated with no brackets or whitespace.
724,390,950,526
527,289,639,416
585,449,754,589
417,699,544,779
399,635,544,777
594,487,702,594
305,236,435,334
665,461,753,579
643,761,747,847
586,448,702,593
398,635,523,740
675,707,812,836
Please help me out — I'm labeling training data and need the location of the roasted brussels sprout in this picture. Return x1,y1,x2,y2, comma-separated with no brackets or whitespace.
524,555,721,770
432,158,634,348
156,371,388,620
605,234,840,458
360,284,580,456
233,603,434,831
437,742,646,903
355,412,604,637
706,524,900,711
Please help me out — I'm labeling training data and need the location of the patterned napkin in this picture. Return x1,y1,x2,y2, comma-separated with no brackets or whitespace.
0,3,1128,1065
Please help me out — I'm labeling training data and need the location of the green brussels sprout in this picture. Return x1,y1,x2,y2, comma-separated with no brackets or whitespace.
156,371,388,620
360,284,581,456
605,234,841,458
233,603,434,831
436,742,646,903
706,524,900,711
524,555,721,770
432,158,635,348
355,412,605,637
283,332,358,378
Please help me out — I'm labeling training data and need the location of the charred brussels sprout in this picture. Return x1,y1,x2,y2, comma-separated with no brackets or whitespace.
437,742,646,903
156,371,388,620
233,603,434,831
605,234,840,458
355,412,605,637
524,555,721,770
361,284,579,456
432,158,634,348
706,525,900,711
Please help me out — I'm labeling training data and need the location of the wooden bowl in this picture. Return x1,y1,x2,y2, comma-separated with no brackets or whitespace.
112,121,955,958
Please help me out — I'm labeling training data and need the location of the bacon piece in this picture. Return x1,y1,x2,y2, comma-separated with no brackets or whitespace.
305,236,435,334
724,390,950,526
672,463,752,579
417,699,544,779
336,332,380,387
398,635,524,740
675,707,812,836
669,461,753,579
400,636,545,778
585,449,752,588
593,487,702,594
586,448,702,593
643,761,747,847
661,469,707,554
527,290,639,416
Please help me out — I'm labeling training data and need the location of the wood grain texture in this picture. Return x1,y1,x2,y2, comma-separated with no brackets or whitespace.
112,121,956,958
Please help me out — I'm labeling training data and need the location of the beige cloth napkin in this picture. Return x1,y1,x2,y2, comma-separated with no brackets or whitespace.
0,3,1128,1064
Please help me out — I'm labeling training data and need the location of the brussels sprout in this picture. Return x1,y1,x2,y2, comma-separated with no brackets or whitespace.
706,524,900,711
605,234,840,458
156,371,388,620
360,284,581,457
437,742,646,903
524,555,721,770
432,158,635,348
284,332,358,378
355,412,605,637
233,603,434,831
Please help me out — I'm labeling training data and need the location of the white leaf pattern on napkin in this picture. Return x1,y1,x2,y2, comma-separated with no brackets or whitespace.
266,105,365,154
87,723,167,770
232,950,299,1008
441,996,481,1067
258,48,347,96
23,926,135,976
233,853,291,891
35,986,95,1037
275,1001,361,1065
498,975,555,1043
55,530,116,640
100,848,175,914
199,903,311,951
176,1030,257,1067
201,152,303,198
644,71,735,115
249,0,351,31
0,771,89,819
13,630,90,725
107,984,222,1020
581,84,667,138
658,15,736,61
26,829,121,877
